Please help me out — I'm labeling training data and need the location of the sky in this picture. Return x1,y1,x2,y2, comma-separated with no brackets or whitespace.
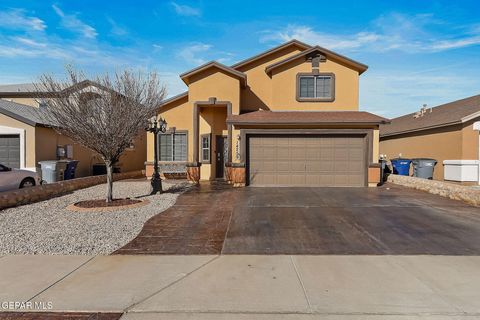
0,0,479,118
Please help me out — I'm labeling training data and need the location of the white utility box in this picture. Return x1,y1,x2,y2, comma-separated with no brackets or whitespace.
443,160,479,182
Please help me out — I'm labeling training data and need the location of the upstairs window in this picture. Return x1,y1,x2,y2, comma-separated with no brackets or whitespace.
297,74,334,101
158,132,187,162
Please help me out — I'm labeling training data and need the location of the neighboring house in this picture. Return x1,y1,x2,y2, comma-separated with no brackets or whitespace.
0,81,146,177
147,40,389,187
379,95,480,181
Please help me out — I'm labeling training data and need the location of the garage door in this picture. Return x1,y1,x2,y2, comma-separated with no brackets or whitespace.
0,134,21,168
248,135,366,187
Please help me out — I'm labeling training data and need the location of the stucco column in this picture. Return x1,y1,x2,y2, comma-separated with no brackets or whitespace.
193,103,200,164
227,105,233,164
474,121,480,185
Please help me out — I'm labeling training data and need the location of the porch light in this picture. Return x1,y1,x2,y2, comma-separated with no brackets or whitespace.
146,116,168,194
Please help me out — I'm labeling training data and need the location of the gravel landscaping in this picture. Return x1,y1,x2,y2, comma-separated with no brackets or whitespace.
0,180,190,255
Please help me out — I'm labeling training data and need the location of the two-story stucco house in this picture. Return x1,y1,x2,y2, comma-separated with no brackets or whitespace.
146,40,390,187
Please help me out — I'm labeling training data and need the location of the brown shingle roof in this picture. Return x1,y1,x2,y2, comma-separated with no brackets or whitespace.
380,94,480,137
227,110,390,125
265,46,368,75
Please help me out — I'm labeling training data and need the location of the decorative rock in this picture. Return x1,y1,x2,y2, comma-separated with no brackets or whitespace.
387,174,480,206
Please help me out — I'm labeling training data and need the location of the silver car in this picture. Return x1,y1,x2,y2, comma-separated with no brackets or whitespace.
0,164,41,192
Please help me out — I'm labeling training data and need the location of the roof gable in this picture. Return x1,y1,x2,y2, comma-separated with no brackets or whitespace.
231,39,311,70
265,46,368,75
380,94,480,137
0,80,113,98
180,61,247,87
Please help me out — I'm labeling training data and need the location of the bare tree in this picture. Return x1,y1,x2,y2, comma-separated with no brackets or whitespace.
37,66,166,202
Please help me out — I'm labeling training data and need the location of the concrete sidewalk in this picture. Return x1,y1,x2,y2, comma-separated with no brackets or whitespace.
0,255,479,319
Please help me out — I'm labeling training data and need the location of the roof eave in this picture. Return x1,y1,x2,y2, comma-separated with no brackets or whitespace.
380,120,463,138
227,120,388,126
231,39,312,69
0,108,39,126
264,46,368,75
158,91,188,107
180,61,247,87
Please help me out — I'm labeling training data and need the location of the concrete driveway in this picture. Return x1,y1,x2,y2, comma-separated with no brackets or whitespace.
117,183,480,255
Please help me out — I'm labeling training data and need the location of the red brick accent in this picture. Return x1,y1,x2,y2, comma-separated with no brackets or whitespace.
186,166,200,184
226,166,246,187
368,165,381,185
0,170,143,210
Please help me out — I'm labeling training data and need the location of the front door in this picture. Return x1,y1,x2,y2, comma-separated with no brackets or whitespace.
215,135,227,178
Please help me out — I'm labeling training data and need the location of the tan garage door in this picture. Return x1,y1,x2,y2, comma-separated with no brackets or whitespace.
248,135,366,187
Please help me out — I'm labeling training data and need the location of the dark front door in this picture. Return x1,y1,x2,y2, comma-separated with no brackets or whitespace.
215,135,227,178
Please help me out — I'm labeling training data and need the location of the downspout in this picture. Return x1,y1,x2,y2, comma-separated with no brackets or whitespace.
474,121,480,185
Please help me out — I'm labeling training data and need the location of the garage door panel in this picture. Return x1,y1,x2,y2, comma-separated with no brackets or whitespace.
249,135,366,187
0,134,20,168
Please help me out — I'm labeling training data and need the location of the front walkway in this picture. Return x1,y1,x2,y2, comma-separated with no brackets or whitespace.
0,255,479,319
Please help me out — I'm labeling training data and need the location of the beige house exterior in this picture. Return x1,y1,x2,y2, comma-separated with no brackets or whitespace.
0,82,146,178
379,95,480,181
147,40,389,187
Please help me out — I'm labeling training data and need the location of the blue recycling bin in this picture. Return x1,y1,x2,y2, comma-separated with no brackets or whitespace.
64,160,79,180
390,158,411,176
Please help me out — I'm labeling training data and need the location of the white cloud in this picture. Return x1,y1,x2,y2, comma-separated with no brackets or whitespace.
171,2,201,17
431,36,480,50
52,5,97,39
0,9,46,31
107,17,128,36
13,37,47,48
261,25,379,50
178,43,212,65
261,13,480,53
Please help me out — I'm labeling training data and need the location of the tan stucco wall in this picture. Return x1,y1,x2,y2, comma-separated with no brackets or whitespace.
1,98,39,107
35,127,99,177
379,125,464,180
270,58,359,111
0,113,36,168
236,45,304,112
35,127,146,177
372,129,379,164
461,120,480,160
189,68,241,115
152,95,192,162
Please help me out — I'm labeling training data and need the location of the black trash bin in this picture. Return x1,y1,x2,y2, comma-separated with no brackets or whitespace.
378,159,387,186
412,158,437,179
64,160,79,180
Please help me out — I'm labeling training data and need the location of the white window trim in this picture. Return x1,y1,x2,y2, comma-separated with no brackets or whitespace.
0,125,27,170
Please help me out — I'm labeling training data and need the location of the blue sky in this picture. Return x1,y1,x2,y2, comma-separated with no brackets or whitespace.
0,0,479,117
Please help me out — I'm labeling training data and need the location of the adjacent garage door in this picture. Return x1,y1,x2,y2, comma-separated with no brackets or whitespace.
0,134,21,168
248,135,366,187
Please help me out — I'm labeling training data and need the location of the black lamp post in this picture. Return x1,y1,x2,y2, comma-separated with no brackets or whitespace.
146,116,167,194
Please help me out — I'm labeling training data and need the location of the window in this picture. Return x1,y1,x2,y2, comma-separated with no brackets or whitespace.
158,132,187,161
297,74,334,101
201,134,211,163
